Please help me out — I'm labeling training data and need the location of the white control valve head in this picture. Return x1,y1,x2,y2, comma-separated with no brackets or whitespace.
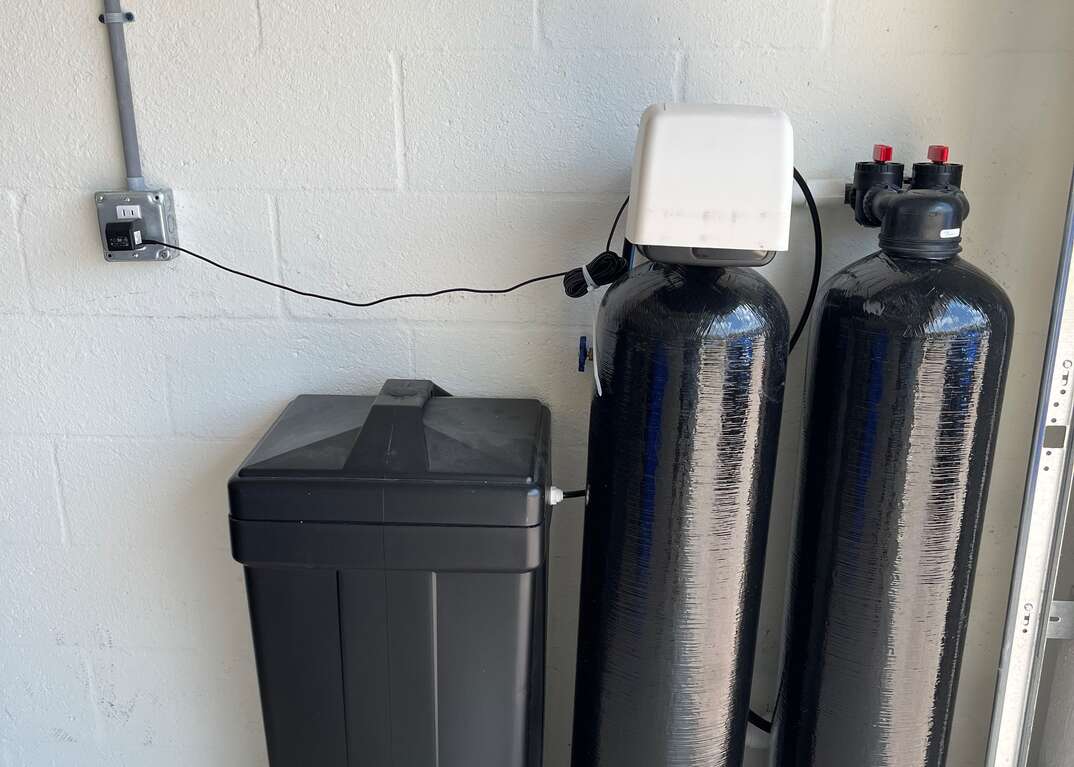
626,103,794,267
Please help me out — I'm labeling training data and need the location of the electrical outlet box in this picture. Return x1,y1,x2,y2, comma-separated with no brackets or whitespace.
95,189,178,261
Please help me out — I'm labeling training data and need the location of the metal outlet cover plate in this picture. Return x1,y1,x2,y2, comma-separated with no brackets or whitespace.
95,189,178,262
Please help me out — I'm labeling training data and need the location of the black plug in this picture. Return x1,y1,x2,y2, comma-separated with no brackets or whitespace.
105,219,145,251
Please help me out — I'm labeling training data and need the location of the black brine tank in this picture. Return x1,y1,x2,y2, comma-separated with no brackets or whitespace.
773,192,1013,766
573,263,788,767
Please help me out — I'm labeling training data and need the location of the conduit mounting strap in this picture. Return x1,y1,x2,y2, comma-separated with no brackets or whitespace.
99,11,134,24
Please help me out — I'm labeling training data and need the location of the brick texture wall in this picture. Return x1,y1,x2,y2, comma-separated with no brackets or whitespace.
1,1,1072,765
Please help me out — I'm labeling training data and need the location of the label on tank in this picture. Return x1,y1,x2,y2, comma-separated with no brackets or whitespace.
940,227,961,238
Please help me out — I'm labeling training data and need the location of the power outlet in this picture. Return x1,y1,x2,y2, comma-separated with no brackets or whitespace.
95,189,178,262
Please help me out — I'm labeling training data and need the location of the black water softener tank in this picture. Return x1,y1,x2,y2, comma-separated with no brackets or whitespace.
229,380,550,767
572,264,789,766
772,149,1014,766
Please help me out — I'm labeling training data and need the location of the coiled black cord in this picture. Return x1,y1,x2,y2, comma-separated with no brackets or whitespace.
561,196,631,297
562,250,630,298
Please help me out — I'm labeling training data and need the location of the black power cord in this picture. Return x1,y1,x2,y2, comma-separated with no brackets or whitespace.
144,198,636,308
149,179,819,336
144,239,572,307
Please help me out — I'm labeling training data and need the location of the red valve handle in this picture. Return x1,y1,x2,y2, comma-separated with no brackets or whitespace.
873,144,894,163
927,145,950,163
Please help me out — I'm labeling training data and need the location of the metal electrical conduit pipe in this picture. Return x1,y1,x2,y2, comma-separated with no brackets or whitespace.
100,0,145,191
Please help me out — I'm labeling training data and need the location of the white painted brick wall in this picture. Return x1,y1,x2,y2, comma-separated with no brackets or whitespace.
0,1,1072,766
0,318,170,437
0,193,27,315
135,49,397,190
259,0,534,51
0,439,63,545
165,320,413,439
403,52,680,191
540,0,830,50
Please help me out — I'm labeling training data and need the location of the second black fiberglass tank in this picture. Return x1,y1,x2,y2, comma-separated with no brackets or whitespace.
773,187,1014,766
